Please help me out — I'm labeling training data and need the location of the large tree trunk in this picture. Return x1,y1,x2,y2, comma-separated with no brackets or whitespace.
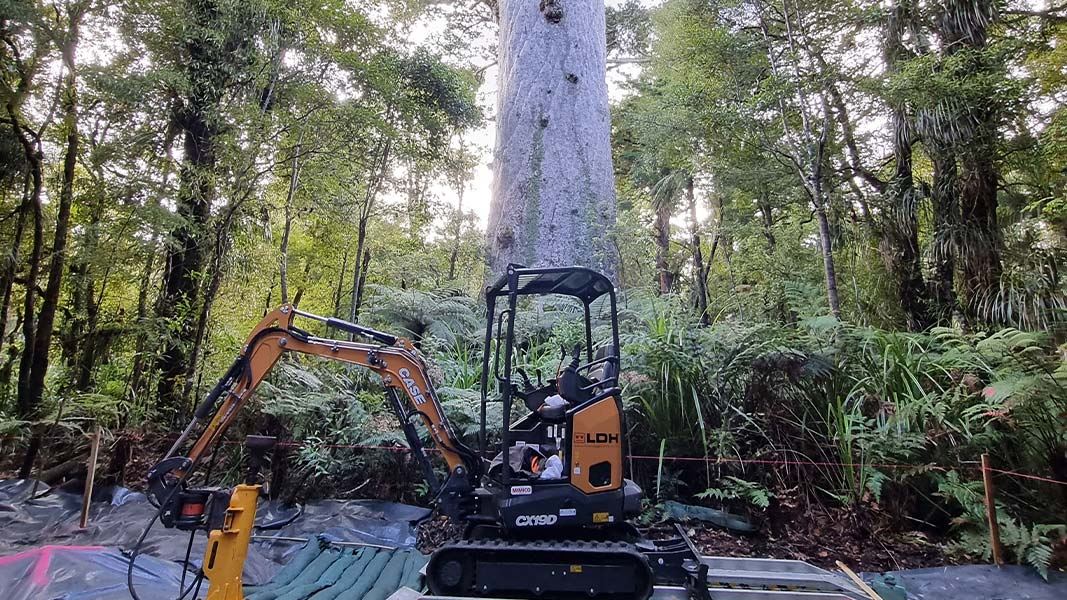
881,1,929,330
155,108,215,419
930,149,959,321
959,150,1002,312
487,0,618,279
883,110,928,330
935,0,1001,322
13,132,43,423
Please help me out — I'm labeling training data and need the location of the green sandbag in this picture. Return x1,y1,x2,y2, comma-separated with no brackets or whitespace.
308,549,379,600
285,548,344,588
246,540,324,598
399,551,428,590
361,551,408,600
272,551,361,600
331,550,394,600
661,500,756,532
275,583,329,600
318,551,359,586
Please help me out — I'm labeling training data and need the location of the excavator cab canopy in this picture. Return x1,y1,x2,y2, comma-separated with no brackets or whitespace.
484,265,615,304
478,265,623,478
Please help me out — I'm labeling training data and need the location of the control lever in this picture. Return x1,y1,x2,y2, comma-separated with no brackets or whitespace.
517,368,535,391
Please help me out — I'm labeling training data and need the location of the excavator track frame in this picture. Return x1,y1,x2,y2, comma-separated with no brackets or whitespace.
427,539,654,600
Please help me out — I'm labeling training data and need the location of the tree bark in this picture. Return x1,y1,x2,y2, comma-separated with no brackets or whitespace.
14,130,43,422
653,202,673,294
27,23,81,420
353,249,371,321
880,1,929,330
448,186,465,281
0,171,29,358
279,142,302,304
349,137,390,323
333,247,349,318
124,249,155,424
487,0,618,279
686,179,709,323
959,151,1002,310
931,149,960,322
934,0,1001,322
155,108,214,418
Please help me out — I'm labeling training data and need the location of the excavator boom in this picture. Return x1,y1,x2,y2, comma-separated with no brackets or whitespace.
160,305,476,480
138,306,481,600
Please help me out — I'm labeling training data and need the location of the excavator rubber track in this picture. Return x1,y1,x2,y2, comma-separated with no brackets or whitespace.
426,538,654,600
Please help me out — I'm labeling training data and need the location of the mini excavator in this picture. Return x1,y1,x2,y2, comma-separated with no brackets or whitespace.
133,266,870,600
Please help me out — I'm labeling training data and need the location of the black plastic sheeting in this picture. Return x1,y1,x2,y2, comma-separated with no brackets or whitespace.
0,545,186,600
0,478,431,598
5,480,1067,600
877,564,1067,600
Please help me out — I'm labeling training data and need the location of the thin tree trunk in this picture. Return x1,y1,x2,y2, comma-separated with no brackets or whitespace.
653,202,673,294
349,138,390,323
124,250,155,426
14,139,43,422
686,179,709,323
181,226,231,404
814,199,842,319
487,0,618,279
0,171,30,357
27,27,81,425
447,187,465,280
350,219,368,323
353,249,372,320
333,247,349,318
757,194,776,251
15,158,42,479
279,141,302,304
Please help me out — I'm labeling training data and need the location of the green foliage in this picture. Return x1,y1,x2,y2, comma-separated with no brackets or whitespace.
697,476,773,510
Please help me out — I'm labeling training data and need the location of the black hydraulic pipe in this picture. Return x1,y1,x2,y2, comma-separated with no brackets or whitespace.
194,358,245,420
479,296,495,459
501,268,519,492
386,388,439,495
324,317,397,345
583,302,593,363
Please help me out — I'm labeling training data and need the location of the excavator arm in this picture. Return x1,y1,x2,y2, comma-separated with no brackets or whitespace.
159,305,477,481
139,306,482,600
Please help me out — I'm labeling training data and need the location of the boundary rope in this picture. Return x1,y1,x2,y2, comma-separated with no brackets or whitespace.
5,433,1065,487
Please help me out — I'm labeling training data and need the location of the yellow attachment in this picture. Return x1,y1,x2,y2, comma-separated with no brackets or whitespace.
203,484,260,600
